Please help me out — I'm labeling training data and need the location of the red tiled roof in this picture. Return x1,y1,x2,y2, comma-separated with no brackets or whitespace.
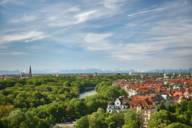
129,95,155,109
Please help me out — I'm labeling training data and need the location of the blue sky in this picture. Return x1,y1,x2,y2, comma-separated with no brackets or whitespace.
0,0,192,72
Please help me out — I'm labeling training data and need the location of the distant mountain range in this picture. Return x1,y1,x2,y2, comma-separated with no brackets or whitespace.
0,68,191,75
149,68,192,73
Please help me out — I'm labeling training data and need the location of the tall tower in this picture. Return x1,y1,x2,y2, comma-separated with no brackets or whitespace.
29,66,32,77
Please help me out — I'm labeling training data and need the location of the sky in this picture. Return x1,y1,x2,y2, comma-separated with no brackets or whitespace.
0,0,192,72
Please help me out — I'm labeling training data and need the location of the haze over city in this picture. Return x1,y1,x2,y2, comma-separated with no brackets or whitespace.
0,0,192,72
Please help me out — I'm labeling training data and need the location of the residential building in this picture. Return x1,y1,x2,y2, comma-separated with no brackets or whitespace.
107,96,129,113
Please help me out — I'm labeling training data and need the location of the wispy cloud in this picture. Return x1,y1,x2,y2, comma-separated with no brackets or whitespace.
75,10,97,23
127,7,168,17
10,15,37,23
47,10,98,27
4,0,127,30
0,31,47,44
0,0,23,5
0,0,192,70
127,0,190,18
83,33,113,51
104,0,127,9
80,17,192,62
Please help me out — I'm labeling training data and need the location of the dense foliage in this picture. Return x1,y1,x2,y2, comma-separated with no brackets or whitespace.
0,75,128,128
75,108,140,128
148,100,192,128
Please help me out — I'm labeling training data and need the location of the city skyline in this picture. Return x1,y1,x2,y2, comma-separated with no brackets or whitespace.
0,0,192,72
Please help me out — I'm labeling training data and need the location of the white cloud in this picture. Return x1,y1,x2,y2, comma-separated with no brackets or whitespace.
0,31,47,44
104,0,126,9
81,32,167,60
40,8,101,28
1,0,192,69
10,15,37,23
83,33,113,51
127,7,168,17
46,7,116,28
42,0,192,67
4,0,125,32
82,35,156,60
150,19,192,37
75,10,97,23
0,0,23,5
110,42,164,60
104,0,118,9
82,19,192,61
127,0,189,18
84,33,112,43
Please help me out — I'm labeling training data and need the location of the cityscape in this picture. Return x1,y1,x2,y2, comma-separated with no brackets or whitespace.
0,0,192,128
0,67,192,128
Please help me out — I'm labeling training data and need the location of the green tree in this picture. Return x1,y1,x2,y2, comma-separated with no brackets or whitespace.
84,95,107,113
88,108,107,128
75,116,89,128
148,110,171,128
123,110,140,128
105,112,124,128
165,123,192,128
69,99,87,118
4,109,35,128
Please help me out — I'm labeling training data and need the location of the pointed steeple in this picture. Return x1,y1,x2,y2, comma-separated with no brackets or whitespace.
29,66,32,77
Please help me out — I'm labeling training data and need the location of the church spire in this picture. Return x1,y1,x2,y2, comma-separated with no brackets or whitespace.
29,66,32,77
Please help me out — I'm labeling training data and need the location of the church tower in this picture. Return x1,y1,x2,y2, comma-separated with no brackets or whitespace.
29,66,32,77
